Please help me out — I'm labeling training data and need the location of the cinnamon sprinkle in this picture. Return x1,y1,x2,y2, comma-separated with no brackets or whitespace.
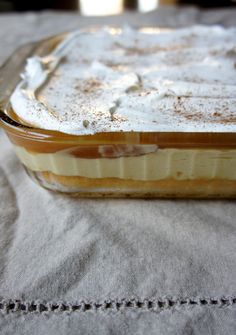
75,78,102,94
112,42,186,56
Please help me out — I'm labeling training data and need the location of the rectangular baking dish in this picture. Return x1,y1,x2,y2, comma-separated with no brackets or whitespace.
1,29,236,198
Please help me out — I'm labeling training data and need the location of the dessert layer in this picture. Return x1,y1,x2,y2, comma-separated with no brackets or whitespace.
10,26,236,135
14,145,236,180
30,171,236,198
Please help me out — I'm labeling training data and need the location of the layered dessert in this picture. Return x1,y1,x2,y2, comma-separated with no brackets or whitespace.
3,26,236,197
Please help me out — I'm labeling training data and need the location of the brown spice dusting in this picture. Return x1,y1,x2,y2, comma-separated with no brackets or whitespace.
172,95,236,125
219,116,236,124
103,61,130,71
183,113,202,121
75,78,102,94
213,112,222,117
112,42,185,56
112,114,127,122
124,45,185,56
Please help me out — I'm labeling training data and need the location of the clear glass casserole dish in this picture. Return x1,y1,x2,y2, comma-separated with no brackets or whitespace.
1,28,236,198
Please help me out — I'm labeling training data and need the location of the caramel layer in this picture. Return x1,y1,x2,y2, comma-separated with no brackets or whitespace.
3,107,236,157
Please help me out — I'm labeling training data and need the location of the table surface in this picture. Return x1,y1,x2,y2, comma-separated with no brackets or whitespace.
0,7,236,335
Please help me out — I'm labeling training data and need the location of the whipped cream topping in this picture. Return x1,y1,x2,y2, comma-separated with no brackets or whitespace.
10,25,236,135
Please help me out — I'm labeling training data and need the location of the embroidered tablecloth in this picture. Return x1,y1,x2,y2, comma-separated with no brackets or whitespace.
0,7,236,334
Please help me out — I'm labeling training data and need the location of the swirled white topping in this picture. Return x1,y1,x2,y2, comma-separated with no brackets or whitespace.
10,25,236,135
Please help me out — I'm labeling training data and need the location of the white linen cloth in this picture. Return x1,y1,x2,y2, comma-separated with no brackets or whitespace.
0,7,236,334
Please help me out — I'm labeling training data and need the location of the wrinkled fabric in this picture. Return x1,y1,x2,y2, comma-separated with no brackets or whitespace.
0,7,236,334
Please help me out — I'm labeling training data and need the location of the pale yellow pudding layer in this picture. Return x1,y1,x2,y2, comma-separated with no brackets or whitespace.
14,146,236,181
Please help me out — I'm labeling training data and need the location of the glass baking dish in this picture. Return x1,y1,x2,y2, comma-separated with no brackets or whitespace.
1,30,236,198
